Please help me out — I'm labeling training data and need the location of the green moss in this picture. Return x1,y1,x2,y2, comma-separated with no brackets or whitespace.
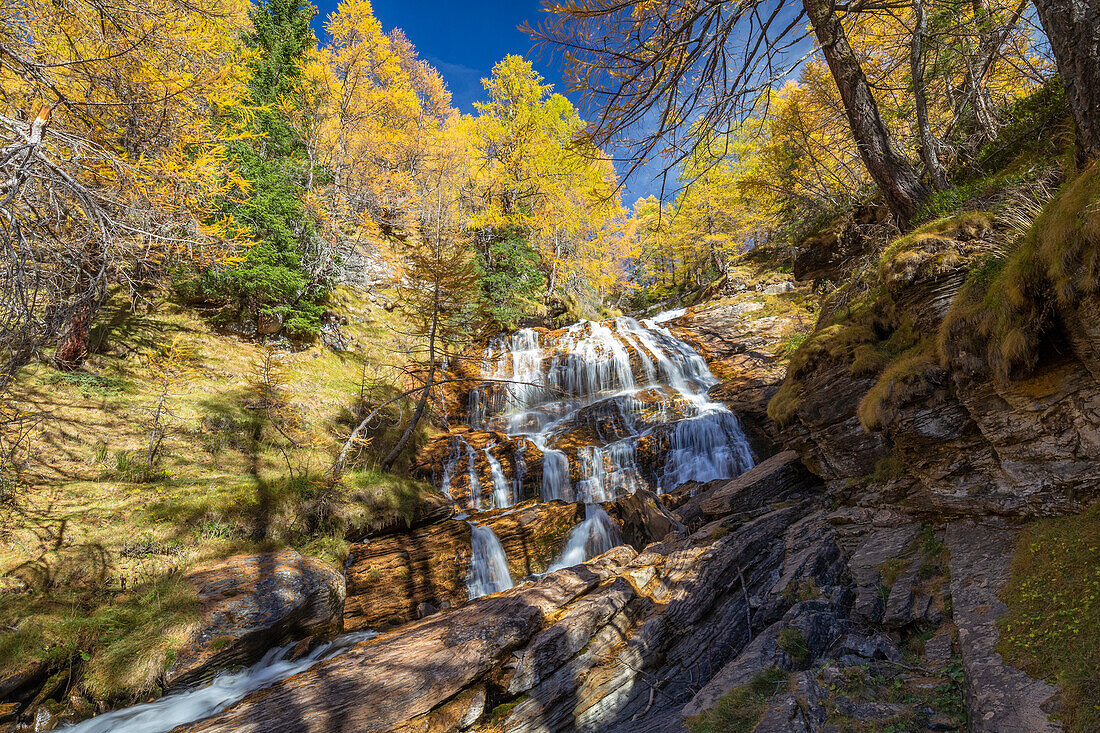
871,454,906,483
685,667,791,733
917,525,949,580
766,380,802,427
857,338,941,430
998,501,1100,732
878,557,910,590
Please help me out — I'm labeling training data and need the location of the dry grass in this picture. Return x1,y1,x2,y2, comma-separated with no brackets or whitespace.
0,283,435,702
857,339,943,430
940,163,1100,381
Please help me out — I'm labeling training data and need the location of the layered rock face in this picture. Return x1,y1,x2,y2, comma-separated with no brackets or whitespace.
779,217,1100,516
174,451,1023,733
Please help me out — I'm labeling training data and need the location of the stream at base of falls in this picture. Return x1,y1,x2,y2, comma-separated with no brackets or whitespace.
458,312,755,596
59,631,377,733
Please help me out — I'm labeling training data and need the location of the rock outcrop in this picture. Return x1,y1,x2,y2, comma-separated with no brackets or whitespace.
166,550,345,689
777,213,1100,516
947,521,1061,732
170,450,1051,733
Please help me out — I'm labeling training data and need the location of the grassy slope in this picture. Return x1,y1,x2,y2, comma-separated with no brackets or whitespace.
0,284,441,703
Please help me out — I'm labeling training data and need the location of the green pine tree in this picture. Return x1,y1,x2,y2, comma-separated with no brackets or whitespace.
178,0,328,338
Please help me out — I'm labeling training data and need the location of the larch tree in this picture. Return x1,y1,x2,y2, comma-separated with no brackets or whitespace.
0,0,252,379
527,0,930,223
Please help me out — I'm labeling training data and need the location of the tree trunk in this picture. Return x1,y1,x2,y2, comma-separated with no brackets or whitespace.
55,299,92,369
803,0,929,222
911,0,948,189
1032,0,1100,167
966,0,1003,141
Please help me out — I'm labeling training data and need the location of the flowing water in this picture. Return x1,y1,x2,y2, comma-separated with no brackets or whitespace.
70,311,753,730
547,504,622,573
59,631,377,733
458,312,756,591
467,523,514,598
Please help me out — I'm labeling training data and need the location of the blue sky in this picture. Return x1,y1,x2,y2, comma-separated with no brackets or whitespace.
312,0,662,202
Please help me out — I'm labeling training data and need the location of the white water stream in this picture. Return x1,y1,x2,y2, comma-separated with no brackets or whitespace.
60,631,377,733
467,523,514,598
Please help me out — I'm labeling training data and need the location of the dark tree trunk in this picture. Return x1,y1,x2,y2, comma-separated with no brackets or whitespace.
912,0,949,189
1032,0,1100,167
803,0,929,222
54,299,92,369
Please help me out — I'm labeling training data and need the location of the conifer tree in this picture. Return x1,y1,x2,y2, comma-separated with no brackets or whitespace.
185,0,330,338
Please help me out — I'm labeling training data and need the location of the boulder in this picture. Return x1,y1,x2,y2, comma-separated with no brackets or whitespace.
255,311,283,335
694,451,820,519
793,204,890,282
611,489,685,550
165,549,344,689
763,281,796,295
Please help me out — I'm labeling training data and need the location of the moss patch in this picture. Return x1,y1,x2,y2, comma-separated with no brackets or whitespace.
998,501,1100,732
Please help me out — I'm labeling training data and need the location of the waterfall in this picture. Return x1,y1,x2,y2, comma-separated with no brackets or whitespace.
439,440,460,498
463,438,481,510
59,630,377,733
576,440,642,504
547,505,621,572
467,524,513,599
659,412,755,491
512,441,527,503
531,433,571,501
484,444,511,509
444,315,755,511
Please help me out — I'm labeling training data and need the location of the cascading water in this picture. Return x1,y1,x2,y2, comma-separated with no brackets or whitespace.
78,309,756,730
467,524,513,599
547,505,621,572
455,309,756,575
464,438,481,510
484,444,511,509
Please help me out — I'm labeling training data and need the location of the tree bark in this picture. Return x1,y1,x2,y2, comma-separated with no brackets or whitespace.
54,299,92,369
1032,0,1100,167
803,0,929,222
911,0,948,189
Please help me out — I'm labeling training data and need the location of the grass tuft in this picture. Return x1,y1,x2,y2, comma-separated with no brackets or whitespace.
685,667,791,733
